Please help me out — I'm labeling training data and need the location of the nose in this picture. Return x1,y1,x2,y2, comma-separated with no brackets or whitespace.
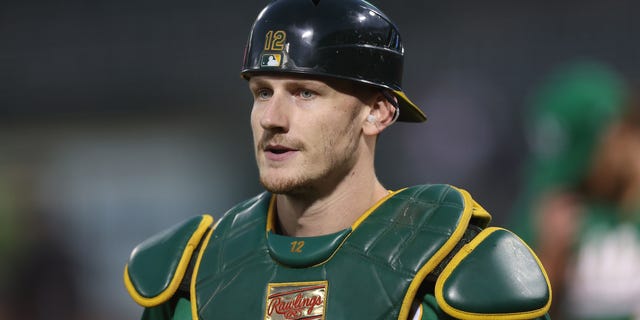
259,92,290,132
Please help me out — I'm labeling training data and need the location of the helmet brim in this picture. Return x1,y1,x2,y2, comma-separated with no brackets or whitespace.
394,90,427,123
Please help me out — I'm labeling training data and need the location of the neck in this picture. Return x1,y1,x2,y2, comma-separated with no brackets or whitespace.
275,160,388,237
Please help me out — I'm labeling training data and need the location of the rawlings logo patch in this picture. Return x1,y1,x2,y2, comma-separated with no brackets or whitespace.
264,281,327,320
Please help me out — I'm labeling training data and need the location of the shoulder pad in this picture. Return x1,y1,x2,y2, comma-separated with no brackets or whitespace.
435,227,551,319
124,214,214,307
409,184,493,228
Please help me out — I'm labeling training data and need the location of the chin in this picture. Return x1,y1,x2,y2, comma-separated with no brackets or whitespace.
259,173,310,195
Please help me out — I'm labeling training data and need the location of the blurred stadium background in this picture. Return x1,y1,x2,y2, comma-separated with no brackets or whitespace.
0,0,638,318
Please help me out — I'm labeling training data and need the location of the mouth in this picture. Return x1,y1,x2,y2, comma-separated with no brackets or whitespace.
266,144,294,154
264,144,298,161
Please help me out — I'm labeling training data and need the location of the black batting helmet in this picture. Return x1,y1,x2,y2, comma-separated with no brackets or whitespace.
240,0,426,122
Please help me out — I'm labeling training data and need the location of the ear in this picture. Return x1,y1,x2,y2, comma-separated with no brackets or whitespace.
362,92,398,136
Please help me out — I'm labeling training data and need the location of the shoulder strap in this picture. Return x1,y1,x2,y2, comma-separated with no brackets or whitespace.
124,214,214,307
425,223,483,284
425,187,491,284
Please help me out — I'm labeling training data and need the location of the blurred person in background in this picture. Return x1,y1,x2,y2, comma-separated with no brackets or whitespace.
0,163,81,320
0,169,20,319
511,60,640,319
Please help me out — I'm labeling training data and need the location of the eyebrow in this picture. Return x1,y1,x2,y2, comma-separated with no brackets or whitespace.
248,78,270,88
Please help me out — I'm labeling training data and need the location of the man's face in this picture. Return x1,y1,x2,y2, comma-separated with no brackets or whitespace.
249,74,370,195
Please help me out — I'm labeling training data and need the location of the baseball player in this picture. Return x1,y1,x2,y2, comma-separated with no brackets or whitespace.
124,0,552,319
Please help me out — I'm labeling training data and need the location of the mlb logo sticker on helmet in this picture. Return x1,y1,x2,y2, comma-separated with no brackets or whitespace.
261,54,282,67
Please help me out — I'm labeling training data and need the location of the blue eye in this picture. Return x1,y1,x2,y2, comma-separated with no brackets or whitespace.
299,90,315,99
256,89,272,100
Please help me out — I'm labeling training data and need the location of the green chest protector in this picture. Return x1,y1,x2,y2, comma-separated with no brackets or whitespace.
125,184,551,319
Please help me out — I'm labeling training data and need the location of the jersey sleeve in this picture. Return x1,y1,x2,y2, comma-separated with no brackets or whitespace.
141,297,192,320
